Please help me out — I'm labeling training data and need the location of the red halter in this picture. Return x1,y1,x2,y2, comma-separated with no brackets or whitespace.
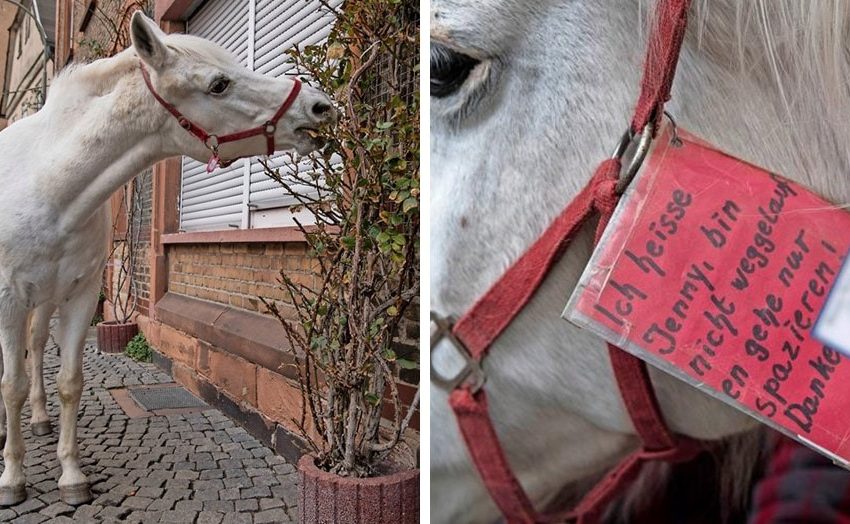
432,0,697,522
139,61,302,172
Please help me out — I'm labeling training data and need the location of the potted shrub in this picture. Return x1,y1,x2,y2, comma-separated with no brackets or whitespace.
98,172,149,353
262,2,420,522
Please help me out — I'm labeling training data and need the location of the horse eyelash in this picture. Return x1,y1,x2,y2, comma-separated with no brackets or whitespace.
441,58,501,126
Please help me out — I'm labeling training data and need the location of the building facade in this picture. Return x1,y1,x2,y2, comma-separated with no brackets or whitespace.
48,0,419,462
1,0,54,127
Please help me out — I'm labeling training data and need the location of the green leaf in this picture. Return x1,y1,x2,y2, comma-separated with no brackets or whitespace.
364,393,381,406
382,349,397,361
402,197,418,213
396,359,419,370
387,305,398,316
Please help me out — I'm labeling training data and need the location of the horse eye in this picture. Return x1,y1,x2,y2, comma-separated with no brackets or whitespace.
209,77,230,95
431,44,479,98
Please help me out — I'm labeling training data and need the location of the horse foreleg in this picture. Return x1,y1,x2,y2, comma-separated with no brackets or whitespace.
0,302,30,506
28,304,54,436
55,287,96,505
0,340,6,450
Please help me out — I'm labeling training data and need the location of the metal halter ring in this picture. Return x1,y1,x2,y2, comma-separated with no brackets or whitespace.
430,313,486,393
264,121,276,135
611,122,654,195
205,135,220,150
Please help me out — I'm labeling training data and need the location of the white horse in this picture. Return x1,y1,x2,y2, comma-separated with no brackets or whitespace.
431,1,850,521
0,11,334,506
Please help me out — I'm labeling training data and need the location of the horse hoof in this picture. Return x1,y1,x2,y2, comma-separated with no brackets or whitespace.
30,421,51,437
0,485,26,506
59,484,92,506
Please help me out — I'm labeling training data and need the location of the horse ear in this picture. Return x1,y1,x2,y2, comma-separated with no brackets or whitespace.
130,11,169,70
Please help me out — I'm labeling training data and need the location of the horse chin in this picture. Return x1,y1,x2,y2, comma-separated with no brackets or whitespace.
292,135,326,155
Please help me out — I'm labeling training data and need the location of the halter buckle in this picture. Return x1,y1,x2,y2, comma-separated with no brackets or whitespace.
178,117,191,130
610,122,654,194
431,312,486,393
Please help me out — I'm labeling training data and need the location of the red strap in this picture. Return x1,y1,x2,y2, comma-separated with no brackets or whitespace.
216,79,302,154
139,62,302,159
450,160,701,523
449,160,621,524
140,64,210,143
630,0,691,134
450,388,539,524
452,159,618,359
446,0,695,522
594,186,679,453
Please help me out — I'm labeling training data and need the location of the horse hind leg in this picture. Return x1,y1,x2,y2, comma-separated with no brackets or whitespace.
0,301,31,506
28,304,54,437
54,285,97,505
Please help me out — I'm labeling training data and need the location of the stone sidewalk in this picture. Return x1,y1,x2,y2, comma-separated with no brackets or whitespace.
0,331,300,523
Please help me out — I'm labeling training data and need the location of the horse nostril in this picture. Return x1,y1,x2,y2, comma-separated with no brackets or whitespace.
312,102,332,116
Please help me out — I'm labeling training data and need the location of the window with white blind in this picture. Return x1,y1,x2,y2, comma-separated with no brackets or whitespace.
179,0,341,232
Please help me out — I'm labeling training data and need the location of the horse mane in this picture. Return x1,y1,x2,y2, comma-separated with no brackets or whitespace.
689,0,850,123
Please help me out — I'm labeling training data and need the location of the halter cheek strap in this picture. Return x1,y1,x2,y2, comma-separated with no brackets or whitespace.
139,62,302,172
433,0,696,522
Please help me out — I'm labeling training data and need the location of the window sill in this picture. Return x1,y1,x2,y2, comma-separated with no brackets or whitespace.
161,226,313,245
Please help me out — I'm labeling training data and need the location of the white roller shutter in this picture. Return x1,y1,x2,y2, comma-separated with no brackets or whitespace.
248,0,341,211
180,0,250,232
180,0,339,231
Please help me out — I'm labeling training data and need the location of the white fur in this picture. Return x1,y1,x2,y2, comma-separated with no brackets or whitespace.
430,1,850,522
0,12,333,503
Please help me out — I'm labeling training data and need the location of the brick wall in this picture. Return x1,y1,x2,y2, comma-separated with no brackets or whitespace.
132,171,152,315
144,316,319,455
108,170,153,317
167,242,314,319
132,242,152,315
160,240,419,434
73,0,153,61
390,300,419,427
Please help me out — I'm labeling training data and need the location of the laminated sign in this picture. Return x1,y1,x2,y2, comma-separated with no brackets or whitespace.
565,127,850,464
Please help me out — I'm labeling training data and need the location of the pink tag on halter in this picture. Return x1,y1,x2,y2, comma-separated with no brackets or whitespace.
206,155,220,173
567,125,850,467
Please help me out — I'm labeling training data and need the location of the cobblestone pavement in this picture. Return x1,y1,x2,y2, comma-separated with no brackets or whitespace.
0,332,299,523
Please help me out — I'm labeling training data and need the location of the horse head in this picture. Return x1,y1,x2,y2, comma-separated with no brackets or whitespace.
129,11,336,164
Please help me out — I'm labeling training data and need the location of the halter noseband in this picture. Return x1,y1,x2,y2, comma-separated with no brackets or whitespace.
139,61,302,172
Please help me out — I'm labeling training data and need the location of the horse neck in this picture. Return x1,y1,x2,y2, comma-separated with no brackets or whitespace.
34,52,171,232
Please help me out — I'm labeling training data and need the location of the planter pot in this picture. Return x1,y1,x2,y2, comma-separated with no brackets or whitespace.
298,455,419,523
96,321,138,354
